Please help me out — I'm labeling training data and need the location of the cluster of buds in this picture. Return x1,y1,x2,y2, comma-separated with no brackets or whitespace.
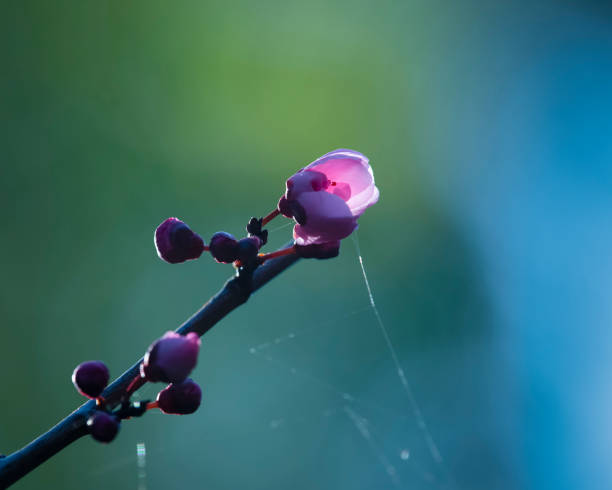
72,331,203,443
72,149,379,445
154,149,379,268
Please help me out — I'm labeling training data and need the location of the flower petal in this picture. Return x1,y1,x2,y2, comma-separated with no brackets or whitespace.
330,182,351,201
292,191,358,245
285,170,328,200
305,149,374,198
347,182,380,217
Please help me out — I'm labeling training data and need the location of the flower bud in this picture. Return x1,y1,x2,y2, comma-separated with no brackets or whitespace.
87,411,120,443
277,196,293,218
295,241,341,260
236,236,261,264
209,232,239,263
155,217,205,264
140,332,200,384
72,361,110,399
156,378,202,415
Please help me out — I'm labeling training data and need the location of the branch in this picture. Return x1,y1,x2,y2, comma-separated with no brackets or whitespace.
0,246,300,488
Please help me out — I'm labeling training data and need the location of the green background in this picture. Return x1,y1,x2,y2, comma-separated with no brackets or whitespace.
3,1,611,489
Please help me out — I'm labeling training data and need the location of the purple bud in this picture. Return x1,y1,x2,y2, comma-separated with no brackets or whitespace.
295,241,340,260
157,378,202,415
288,200,307,225
87,411,120,443
140,332,201,384
209,232,239,263
72,361,110,399
277,196,293,218
236,236,261,263
155,217,205,264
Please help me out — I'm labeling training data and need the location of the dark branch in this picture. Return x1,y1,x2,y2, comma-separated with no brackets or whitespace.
0,246,300,488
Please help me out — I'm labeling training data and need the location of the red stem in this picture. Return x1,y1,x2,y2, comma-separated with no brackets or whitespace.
124,374,145,400
261,209,280,226
259,246,297,263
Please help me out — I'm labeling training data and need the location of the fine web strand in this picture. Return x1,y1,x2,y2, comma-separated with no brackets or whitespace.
249,306,371,353
250,223,451,488
350,235,449,479
250,347,411,422
250,347,444,489
267,220,293,233
136,442,147,490
344,405,401,488
344,406,440,489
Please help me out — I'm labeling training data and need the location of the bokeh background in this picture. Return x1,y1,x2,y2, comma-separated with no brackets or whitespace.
2,1,611,489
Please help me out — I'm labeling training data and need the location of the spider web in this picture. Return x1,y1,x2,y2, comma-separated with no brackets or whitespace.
242,229,455,490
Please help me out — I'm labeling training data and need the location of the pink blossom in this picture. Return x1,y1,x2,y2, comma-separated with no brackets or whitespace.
280,149,379,245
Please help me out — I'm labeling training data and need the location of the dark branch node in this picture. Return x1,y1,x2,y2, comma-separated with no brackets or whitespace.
114,401,150,419
246,217,268,245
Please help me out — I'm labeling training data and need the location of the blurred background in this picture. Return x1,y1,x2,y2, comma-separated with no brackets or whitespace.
2,1,611,489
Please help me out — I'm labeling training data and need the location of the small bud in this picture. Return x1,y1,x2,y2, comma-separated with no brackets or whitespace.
288,200,307,225
72,361,110,399
278,196,307,225
209,232,239,263
246,217,262,236
156,378,202,415
155,217,205,264
236,236,261,264
87,411,120,443
140,332,201,384
295,241,340,260
246,217,268,245
277,196,293,218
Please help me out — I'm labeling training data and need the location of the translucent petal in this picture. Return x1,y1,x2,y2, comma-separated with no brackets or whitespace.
292,191,358,245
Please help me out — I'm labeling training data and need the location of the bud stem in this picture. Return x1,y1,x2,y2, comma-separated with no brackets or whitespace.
262,209,280,226
146,401,159,410
124,374,146,400
258,246,297,263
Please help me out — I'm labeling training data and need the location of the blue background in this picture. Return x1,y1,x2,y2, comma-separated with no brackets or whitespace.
2,1,611,489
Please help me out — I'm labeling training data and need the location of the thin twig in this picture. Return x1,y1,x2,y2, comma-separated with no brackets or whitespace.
0,244,299,488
